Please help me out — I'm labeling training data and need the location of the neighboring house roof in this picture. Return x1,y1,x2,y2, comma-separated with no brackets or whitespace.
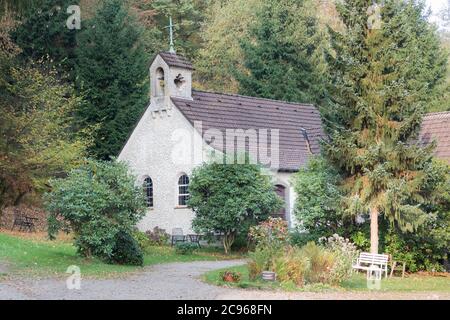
419,111,450,163
171,90,324,171
155,51,194,70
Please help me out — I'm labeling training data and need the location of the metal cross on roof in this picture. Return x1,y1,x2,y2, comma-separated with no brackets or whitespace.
164,16,176,54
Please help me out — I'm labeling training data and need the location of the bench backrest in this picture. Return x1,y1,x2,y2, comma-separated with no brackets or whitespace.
13,208,26,221
358,252,389,265
172,228,183,236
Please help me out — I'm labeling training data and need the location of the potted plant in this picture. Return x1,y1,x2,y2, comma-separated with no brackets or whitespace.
221,271,242,283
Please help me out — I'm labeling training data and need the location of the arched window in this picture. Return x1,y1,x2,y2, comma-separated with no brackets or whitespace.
143,177,153,208
178,174,190,206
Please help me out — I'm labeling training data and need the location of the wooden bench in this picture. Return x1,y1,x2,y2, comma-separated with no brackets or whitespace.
352,252,389,278
11,209,38,232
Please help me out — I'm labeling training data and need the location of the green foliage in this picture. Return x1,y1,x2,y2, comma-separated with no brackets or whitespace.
12,0,79,75
292,156,344,238
109,231,144,266
0,56,87,209
189,161,283,254
195,0,262,93
289,231,318,247
45,159,146,261
175,242,198,255
235,0,327,104
132,230,154,253
75,0,148,160
248,246,275,280
322,0,449,252
350,231,370,252
135,0,210,59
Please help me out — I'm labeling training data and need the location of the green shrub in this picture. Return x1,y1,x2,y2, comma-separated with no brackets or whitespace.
350,231,370,252
109,231,144,266
231,233,250,252
175,242,198,255
292,157,343,239
189,160,283,254
45,159,146,261
132,230,153,253
289,231,318,247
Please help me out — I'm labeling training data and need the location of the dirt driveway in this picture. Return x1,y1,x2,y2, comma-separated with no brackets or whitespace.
0,260,449,300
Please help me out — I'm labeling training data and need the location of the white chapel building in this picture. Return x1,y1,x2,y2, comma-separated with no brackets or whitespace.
118,51,327,234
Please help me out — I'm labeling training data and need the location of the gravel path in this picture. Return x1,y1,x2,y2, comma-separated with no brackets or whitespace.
0,260,244,300
0,260,449,300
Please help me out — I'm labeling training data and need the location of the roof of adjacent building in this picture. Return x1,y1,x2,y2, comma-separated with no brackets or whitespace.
419,111,450,162
157,51,194,70
171,90,324,171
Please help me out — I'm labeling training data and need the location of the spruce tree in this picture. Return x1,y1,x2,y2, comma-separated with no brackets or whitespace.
323,0,448,253
235,0,327,105
75,0,148,160
12,0,79,75
132,0,210,60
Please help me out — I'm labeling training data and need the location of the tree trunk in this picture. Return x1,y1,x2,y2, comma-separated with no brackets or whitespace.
370,207,379,254
222,232,235,255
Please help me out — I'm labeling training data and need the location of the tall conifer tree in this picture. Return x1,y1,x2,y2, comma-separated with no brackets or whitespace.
323,0,448,253
75,0,148,160
12,0,79,75
235,0,327,105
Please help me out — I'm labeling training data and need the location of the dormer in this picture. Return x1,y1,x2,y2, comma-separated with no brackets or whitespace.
149,51,193,109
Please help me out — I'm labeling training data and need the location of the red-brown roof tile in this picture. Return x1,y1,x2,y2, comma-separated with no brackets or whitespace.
172,90,324,171
156,51,194,70
419,111,450,163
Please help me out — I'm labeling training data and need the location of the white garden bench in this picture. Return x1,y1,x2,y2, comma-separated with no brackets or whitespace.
352,252,389,278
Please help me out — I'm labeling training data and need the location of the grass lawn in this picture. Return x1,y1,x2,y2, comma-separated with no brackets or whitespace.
204,264,450,293
0,231,242,278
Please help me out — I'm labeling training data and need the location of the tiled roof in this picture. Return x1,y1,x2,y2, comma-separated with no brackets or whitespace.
171,91,450,169
157,51,193,70
172,90,324,171
419,111,450,162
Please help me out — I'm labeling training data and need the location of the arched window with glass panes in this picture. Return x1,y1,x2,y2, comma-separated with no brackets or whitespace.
143,177,153,208
178,174,189,206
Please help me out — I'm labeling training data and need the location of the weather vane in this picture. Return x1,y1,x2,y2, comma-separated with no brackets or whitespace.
164,16,176,53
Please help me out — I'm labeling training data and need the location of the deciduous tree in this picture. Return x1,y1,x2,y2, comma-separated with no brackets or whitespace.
189,161,283,254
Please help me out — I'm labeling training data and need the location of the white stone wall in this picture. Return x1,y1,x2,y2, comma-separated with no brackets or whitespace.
118,101,202,234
